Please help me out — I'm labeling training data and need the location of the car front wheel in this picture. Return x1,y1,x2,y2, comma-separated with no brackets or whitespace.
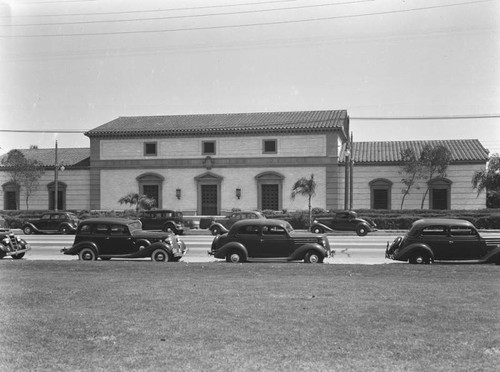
211,226,222,236
59,225,70,234
23,226,33,235
226,249,243,263
305,250,323,264
151,249,170,262
409,251,432,264
79,248,97,261
11,252,25,259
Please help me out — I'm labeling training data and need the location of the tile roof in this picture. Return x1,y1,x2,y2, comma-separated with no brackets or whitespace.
340,139,489,163
85,110,348,137
0,148,90,168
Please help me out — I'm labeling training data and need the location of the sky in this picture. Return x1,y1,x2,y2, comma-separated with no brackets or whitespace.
0,0,499,155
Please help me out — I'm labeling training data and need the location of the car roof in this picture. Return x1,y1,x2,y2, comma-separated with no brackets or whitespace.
144,209,175,213
412,218,474,228
79,217,139,225
231,218,287,228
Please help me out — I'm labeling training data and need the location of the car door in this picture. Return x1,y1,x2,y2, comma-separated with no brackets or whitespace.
260,224,292,258
233,224,262,258
107,224,136,255
418,225,451,259
37,214,52,231
448,225,483,260
91,223,112,255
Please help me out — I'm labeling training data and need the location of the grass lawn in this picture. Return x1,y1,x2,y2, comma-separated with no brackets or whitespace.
1,261,499,372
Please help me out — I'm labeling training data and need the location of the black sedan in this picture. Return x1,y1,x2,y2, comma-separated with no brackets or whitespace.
209,219,332,263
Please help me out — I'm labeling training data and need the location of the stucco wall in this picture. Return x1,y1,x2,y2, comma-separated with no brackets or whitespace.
100,134,327,160
1,169,90,210
338,163,486,210
100,167,327,212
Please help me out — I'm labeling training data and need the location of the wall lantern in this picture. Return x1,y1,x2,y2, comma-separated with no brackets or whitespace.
236,188,241,199
176,188,181,200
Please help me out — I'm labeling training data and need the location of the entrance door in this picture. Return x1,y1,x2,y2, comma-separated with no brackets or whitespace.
201,185,218,215
261,184,279,210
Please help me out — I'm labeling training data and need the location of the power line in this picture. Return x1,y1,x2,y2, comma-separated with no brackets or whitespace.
3,0,374,27
0,0,298,18
1,0,491,38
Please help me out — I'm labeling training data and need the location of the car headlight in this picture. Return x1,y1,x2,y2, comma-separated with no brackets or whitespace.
1,238,9,245
164,237,172,245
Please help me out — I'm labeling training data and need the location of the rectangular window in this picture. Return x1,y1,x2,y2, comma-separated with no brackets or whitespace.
202,141,216,155
263,139,277,154
144,142,157,156
373,189,389,209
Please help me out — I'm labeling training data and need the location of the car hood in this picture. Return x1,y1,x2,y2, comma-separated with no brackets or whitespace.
289,231,322,239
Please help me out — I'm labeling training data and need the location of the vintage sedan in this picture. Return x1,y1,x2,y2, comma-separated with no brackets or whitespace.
61,218,187,262
0,216,30,259
209,219,332,263
386,218,500,264
22,212,79,235
310,210,377,236
138,209,186,235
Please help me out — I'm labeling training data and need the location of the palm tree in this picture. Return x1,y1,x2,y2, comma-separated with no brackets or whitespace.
291,174,316,228
472,154,500,207
118,193,156,212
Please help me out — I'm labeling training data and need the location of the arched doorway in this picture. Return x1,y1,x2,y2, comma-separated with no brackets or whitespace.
255,171,284,211
195,172,223,215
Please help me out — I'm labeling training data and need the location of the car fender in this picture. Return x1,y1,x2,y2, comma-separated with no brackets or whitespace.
483,244,500,263
58,222,76,231
289,243,327,261
395,243,434,261
310,222,333,233
22,222,40,233
141,241,172,255
63,241,99,256
210,223,229,234
215,241,248,260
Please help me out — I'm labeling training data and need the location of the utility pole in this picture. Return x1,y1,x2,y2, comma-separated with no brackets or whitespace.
54,140,58,211
344,140,350,210
349,132,354,210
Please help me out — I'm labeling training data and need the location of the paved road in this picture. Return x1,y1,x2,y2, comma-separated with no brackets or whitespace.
13,232,399,264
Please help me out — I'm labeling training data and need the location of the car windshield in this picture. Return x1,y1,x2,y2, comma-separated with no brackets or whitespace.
284,222,294,233
128,221,143,232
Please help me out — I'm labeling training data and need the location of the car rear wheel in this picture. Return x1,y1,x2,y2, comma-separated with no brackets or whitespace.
226,250,243,263
151,249,170,262
305,250,323,264
311,226,324,234
59,225,70,234
409,251,432,264
79,248,97,261
23,226,33,235
356,225,368,236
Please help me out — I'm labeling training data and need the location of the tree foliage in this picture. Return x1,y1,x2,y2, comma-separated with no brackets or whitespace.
419,145,452,208
1,149,45,209
118,193,156,212
472,153,500,208
291,174,316,227
399,148,422,209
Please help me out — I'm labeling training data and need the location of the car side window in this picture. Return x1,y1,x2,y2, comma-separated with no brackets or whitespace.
110,224,129,236
237,225,260,235
263,226,286,235
79,224,92,235
450,226,477,237
93,224,109,234
41,214,50,220
420,226,447,236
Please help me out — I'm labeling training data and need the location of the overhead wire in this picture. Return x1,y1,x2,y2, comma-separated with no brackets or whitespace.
0,0,492,38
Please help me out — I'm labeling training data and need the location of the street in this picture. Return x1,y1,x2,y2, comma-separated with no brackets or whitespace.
14,231,399,264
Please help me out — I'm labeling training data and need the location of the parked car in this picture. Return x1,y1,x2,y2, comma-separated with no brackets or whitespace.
209,219,332,263
203,211,266,236
385,218,500,264
22,212,79,235
61,218,187,262
0,216,30,259
138,209,186,235
310,210,377,236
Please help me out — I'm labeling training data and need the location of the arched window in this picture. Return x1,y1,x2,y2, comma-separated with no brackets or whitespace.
428,178,452,210
369,178,392,210
255,171,284,211
136,173,164,208
47,181,67,210
2,181,20,210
